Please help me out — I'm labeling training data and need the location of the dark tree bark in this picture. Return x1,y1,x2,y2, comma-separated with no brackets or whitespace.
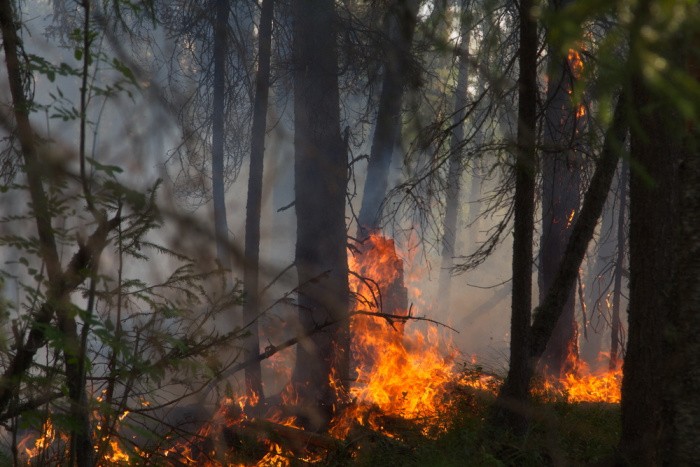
609,158,627,370
620,6,700,463
620,6,685,462
538,0,583,376
356,0,419,238
291,0,349,432
212,0,231,270
242,0,274,404
621,83,680,467
663,104,700,465
491,0,538,433
437,8,470,317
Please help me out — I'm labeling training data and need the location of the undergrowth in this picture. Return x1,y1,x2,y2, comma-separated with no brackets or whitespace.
350,388,620,467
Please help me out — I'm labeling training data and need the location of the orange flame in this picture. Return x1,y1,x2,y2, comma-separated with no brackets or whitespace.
568,48,587,119
337,234,458,434
568,48,584,79
538,353,622,403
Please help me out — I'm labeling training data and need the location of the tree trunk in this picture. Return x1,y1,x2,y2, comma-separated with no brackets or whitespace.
663,103,700,465
437,10,470,317
538,0,582,378
621,83,680,466
491,0,537,433
580,162,619,365
620,6,684,462
356,0,419,238
291,0,349,432
530,95,627,362
212,0,231,271
609,158,627,370
242,0,273,404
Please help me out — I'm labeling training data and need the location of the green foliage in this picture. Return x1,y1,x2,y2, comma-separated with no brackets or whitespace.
0,0,247,464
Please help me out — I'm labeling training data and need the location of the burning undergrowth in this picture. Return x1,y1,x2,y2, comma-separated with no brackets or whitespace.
15,234,622,466
159,233,473,465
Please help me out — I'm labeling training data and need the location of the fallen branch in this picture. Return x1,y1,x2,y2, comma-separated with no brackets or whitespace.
239,419,342,451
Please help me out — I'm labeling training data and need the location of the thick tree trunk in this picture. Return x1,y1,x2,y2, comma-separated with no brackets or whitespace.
212,0,231,271
491,0,537,433
608,158,627,370
621,81,680,466
356,0,419,238
242,0,273,403
620,7,686,461
291,0,349,432
437,12,470,317
664,111,700,465
621,9,700,464
538,0,582,378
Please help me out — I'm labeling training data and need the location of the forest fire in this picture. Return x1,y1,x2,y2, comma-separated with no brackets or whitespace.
18,234,621,465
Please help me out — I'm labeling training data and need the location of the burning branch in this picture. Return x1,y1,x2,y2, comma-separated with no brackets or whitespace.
352,308,459,334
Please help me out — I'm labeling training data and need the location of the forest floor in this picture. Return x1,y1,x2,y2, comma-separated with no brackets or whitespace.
332,388,620,467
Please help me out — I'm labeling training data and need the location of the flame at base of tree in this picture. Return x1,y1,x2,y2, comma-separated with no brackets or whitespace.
537,352,622,404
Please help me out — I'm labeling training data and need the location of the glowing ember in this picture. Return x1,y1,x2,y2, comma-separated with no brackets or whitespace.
568,48,584,79
566,47,587,120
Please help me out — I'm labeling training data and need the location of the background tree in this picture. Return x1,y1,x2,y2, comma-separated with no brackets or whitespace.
608,158,627,370
291,0,349,431
437,1,472,316
356,0,419,238
242,0,274,405
158,0,254,262
537,0,584,378
491,0,537,432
